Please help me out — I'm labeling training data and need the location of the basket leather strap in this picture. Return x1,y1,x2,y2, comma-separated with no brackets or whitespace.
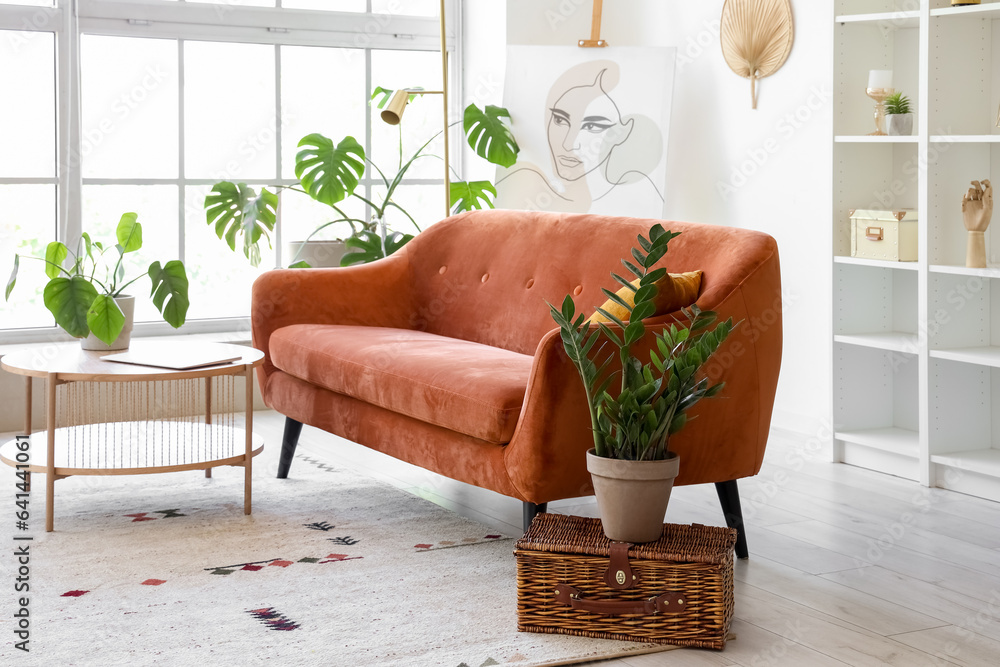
603,542,637,589
554,584,687,616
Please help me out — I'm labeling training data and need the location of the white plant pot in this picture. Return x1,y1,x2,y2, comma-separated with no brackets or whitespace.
886,114,913,136
284,240,352,268
82,295,135,351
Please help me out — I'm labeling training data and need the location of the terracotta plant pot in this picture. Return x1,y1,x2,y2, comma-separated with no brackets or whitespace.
82,295,135,351
586,449,680,543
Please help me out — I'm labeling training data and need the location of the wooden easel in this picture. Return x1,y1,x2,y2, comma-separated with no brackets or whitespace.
578,0,608,47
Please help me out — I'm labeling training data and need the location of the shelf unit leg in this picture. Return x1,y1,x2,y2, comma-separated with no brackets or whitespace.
45,373,56,533
244,366,253,515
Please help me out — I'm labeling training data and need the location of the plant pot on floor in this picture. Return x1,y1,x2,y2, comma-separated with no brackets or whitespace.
586,449,680,543
887,114,913,136
81,295,135,351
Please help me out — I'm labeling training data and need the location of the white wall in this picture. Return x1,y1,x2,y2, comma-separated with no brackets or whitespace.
500,0,834,435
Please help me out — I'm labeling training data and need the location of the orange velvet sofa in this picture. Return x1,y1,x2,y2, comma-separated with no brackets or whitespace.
251,210,781,557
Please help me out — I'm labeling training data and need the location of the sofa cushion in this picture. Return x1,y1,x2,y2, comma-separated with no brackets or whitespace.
588,271,703,325
268,325,533,444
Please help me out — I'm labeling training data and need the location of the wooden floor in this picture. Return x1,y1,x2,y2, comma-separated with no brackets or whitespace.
255,411,1000,666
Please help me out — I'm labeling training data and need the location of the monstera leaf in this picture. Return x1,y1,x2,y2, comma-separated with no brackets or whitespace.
148,260,190,328
370,86,424,109
116,212,142,252
204,182,278,267
340,230,413,267
86,294,125,346
43,276,98,339
464,104,519,168
295,134,366,207
450,181,497,213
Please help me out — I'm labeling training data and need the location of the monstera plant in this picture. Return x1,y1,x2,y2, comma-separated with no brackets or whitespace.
5,212,189,348
204,89,519,268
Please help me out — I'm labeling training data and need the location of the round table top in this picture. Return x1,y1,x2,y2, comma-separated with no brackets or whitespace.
1,341,264,381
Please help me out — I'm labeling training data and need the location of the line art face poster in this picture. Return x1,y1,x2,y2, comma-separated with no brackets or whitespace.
495,46,676,218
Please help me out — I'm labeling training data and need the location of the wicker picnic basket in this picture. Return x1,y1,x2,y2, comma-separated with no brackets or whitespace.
515,513,736,649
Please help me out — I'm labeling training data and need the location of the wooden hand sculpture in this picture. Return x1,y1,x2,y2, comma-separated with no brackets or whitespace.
962,179,993,268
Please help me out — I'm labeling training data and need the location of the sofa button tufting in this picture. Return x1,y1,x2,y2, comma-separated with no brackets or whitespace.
526,278,535,289
573,285,583,296
482,273,490,283
439,266,447,275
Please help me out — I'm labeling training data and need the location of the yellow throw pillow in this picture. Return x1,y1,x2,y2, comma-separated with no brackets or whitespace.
588,271,703,324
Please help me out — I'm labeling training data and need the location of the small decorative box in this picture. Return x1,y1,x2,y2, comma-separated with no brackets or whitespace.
514,513,736,649
850,209,918,262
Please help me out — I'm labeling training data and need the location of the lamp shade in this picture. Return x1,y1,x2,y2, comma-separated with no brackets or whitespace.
381,90,409,125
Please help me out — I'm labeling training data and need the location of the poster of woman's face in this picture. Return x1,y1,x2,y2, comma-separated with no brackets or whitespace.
495,46,676,218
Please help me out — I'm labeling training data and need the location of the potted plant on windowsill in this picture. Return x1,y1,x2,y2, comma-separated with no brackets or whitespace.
548,225,737,543
885,91,913,136
204,88,518,269
5,212,190,350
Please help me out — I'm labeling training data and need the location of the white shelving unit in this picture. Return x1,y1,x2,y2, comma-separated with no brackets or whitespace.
833,1,1000,500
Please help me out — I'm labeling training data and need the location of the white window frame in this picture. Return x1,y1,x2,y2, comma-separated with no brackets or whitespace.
0,0,461,344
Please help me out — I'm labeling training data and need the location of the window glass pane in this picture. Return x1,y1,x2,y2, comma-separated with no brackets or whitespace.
184,41,276,180
280,44,365,180
373,183,443,235
185,186,271,320
81,186,179,324
372,0,439,17
81,36,179,179
280,188,366,244
371,49,444,181
0,1,54,6
0,30,54,178
0,185,57,330
282,0,365,10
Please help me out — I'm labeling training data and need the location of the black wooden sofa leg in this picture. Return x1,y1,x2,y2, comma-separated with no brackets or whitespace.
277,417,304,479
523,502,547,532
715,479,749,560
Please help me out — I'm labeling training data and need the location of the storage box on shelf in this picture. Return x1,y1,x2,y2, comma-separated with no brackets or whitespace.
834,343,921,480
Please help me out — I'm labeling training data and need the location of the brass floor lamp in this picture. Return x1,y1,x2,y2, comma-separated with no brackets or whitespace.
378,0,451,220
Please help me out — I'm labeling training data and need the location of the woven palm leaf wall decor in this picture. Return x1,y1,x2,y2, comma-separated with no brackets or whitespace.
720,0,794,109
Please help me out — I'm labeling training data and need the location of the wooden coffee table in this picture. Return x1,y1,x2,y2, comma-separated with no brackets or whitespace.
0,341,265,531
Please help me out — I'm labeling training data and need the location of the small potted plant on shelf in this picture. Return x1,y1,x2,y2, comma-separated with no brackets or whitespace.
204,87,518,269
885,91,913,136
548,225,737,543
5,212,190,350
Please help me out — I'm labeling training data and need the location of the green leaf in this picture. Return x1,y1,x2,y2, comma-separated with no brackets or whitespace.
450,180,497,213
116,212,142,253
669,412,688,435
295,134,366,206
43,276,98,338
148,260,190,328
631,246,647,268
204,182,278,267
624,320,645,346
631,301,656,322
370,86,394,109
597,323,623,347
340,230,413,266
611,273,637,292
86,294,125,346
645,244,668,268
561,294,575,322
595,308,627,330
464,104,519,168
44,242,68,279
288,260,311,269
642,267,667,285
600,288,632,313
5,254,19,300
634,283,657,305
621,259,643,279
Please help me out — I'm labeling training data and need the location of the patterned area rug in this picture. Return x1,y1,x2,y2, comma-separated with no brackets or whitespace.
0,441,681,666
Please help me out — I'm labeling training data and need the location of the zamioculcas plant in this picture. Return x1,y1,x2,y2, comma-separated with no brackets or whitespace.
548,224,737,462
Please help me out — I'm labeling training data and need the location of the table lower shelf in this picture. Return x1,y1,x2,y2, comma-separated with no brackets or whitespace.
0,421,263,476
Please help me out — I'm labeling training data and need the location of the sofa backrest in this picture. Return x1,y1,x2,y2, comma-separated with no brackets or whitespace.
399,209,779,356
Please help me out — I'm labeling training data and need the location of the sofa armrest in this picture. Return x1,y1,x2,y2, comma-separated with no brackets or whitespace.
251,254,417,386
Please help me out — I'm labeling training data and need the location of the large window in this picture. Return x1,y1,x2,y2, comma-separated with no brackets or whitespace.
0,0,457,341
